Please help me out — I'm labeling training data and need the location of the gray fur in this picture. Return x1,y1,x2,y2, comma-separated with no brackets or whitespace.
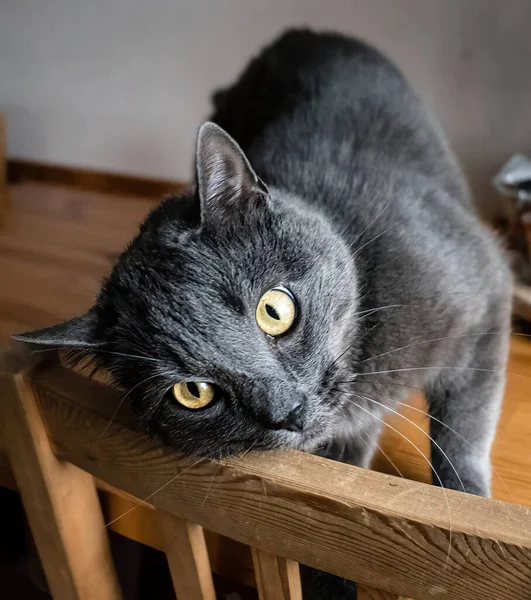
16,29,512,599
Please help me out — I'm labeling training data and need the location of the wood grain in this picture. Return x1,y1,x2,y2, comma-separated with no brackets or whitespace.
357,586,400,600
7,158,186,198
251,547,302,600
21,361,531,600
0,368,121,600
156,511,216,600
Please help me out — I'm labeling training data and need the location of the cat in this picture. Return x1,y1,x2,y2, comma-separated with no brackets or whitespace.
15,29,512,599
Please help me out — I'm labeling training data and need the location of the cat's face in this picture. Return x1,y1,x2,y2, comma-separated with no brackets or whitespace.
15,124,359,458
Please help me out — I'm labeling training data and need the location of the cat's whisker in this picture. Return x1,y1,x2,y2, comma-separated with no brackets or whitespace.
393,401,515,503
345,395,454,562
29,345,165,364
352,226,393,258
329,326,378,373
352,366,531,383
354,392,466,494
352,304,411,318
28,347,64,354
394,401,473,447
361,431,405,479
354,380,422,392
351,290,480,321
359,365,499,376
95,373,164,445
202,441,258,507
348,198,394,250
201,462,224,508
104,454,207,528
360,331,504,364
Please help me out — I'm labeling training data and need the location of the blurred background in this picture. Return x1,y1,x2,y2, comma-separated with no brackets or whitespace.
1,0,531,219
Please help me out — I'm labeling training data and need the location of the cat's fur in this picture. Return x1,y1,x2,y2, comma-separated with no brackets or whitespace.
16,30,512,599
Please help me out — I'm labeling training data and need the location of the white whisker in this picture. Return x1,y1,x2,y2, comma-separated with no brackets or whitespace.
347,395,454,562
104,455,206,528
362,431,404,479
394,401,514,503
358,393,466,494
95,373,163,444
352,226,393,258
348,199,393,250
360,331,503,364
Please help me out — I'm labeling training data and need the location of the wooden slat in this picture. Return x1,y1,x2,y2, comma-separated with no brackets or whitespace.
25,361,531,600
0,367,122,600
156,511,215,600
0,448,258,589
251,547,302,600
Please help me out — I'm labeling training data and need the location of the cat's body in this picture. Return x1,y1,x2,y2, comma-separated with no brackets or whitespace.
210,29,511,486
17,30,512,599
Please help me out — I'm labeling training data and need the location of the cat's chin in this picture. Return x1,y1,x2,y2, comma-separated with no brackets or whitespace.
277,429,335,454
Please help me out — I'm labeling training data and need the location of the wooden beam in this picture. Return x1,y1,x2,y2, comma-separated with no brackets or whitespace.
25,361,531,600
156,511,216,600
251,547,302,600
358,586,400,599
0,366,121,600
7,158,186,199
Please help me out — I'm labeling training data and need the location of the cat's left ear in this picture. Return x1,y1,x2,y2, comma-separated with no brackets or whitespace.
12,308,102,348
195,122,268,225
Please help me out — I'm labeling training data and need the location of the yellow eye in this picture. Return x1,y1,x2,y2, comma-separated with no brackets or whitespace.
172,382,215,409
256,287,296,337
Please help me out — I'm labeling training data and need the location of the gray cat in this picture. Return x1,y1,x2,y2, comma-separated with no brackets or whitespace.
16,29,512,598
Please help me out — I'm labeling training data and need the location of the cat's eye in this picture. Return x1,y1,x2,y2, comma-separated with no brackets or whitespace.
256,287,297,337
172,382,215,409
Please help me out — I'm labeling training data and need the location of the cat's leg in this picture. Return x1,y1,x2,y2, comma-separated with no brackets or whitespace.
425,330,509,497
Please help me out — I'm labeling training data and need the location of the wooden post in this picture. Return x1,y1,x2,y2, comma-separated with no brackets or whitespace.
156,511,216,600
1,362,122,600
251,547,302,600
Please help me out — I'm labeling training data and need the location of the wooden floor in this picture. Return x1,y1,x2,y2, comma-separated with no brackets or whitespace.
1,182,531,507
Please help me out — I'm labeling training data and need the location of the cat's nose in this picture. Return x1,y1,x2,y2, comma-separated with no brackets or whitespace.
277,401,304,432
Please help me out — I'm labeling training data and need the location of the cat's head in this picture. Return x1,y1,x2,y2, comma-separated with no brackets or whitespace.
15,123,359,458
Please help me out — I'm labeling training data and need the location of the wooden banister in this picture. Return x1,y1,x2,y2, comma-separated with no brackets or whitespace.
3,350,531,599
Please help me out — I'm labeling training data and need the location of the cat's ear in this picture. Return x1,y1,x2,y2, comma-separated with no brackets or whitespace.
12,308,101,348
195,122,268,225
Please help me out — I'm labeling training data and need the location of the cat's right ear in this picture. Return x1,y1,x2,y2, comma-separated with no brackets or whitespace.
12,308,101,348
195,122,268,227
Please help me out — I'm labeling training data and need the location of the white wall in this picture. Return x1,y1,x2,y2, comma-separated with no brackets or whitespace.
1,0,531,215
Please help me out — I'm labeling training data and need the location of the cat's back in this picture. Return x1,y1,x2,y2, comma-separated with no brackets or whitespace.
211,28,465,205
211,29,405,149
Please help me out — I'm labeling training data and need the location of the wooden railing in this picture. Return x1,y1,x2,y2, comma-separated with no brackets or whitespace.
1,346,531,600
